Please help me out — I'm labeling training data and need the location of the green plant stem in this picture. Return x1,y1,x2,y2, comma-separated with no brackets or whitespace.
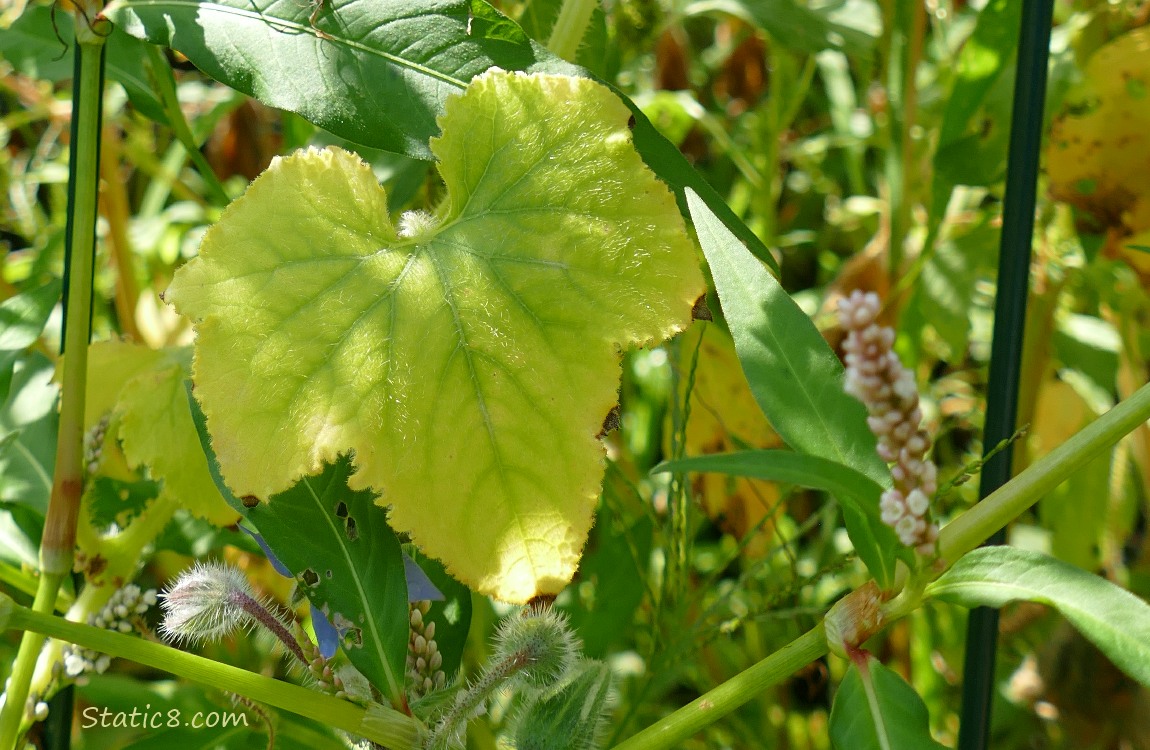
26,494,180,710
881,0,923,283
546,0,597,61
616,380,1150,749
0,22,105,750
144,45,231,207
611,625,827,750
0,596,424,748
939,379,1150,565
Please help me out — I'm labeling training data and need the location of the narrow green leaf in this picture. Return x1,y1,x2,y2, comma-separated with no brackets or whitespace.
653,450,886,527
829,655,947,750
686,188,899,587
624,96,778,270
927,546,1150,687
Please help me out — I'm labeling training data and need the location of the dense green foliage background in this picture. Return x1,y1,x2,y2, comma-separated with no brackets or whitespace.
3,0,1150,748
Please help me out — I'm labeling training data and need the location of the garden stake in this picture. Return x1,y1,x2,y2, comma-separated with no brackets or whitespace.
957,1,1055,748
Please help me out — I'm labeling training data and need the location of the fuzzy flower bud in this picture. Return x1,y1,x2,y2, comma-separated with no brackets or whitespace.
838,290,939,554
159,561,306,663
425,605,580,750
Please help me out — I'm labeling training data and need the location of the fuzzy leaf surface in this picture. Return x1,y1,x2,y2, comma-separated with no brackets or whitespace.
168,71,704,602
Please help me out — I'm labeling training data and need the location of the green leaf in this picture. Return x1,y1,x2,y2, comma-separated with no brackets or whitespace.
0,280,60,401
167,71,704,603
653,450,886,527
685,188,899,587
249,459,411,709
104,0,567,160
0,352,58,515
105,0,775,269
926,546,1150,687
86,342,238,526
0,7,167,123
937,0,1023,147
829,655,947,750
560,511,651,659
187,384,412,706
689,0,877,57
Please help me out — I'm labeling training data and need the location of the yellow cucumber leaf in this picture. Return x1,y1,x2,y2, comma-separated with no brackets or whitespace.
167,70,704,602
87,341,238,526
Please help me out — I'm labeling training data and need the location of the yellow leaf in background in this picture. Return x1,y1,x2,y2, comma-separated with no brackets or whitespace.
674,321,784,554
87,341,238,526
1048,28,1150,237
1029,377,1093,460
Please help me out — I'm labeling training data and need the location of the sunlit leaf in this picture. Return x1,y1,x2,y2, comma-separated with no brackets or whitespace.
86,342,238,526
685,188,899,588
927,547,1150,687
168,71,704,602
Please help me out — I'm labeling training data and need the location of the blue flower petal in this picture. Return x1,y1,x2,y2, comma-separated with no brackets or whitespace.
403,554,443,602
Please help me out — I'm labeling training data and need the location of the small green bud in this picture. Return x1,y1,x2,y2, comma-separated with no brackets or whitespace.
491,605,578,693
512,660,613,750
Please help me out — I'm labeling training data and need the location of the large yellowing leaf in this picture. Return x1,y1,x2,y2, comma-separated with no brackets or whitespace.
86,342,238,526
167,70,704,602
1048,28,1150,237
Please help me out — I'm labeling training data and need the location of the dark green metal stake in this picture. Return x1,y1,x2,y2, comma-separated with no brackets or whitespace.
957,2,1054,749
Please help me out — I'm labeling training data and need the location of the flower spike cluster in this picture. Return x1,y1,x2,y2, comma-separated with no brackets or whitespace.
838,290,939,554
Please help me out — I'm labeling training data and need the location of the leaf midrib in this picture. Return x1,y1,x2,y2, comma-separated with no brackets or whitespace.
300,475,403,701
112,0,469,89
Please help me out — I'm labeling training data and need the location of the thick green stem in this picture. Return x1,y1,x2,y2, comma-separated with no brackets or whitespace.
27,494,180,710
546,0,597,61
0,596,424,748
0,20,105,749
